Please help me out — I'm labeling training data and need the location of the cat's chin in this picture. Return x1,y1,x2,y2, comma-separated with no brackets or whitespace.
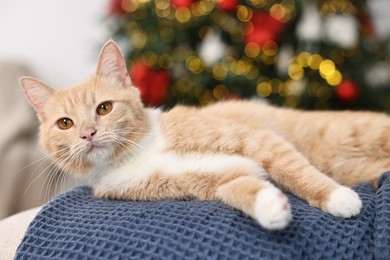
84,143,113,165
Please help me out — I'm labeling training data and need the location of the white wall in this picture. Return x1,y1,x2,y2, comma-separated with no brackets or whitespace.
0,0,109,87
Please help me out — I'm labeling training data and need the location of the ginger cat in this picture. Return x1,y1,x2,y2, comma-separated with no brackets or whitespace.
21,40,390,230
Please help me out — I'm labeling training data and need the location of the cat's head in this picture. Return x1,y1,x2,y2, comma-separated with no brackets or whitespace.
20,40,148,175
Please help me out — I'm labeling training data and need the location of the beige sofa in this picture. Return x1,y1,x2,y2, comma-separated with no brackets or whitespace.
0,62,75,259
0,206,41,259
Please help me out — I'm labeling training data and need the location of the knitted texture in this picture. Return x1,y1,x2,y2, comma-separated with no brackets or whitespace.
16,173,390,259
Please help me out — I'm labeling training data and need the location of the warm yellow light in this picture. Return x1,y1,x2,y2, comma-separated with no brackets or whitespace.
278,82,292,97
213,64,228,80
270,4,286,22
319,59,336,78
296,52,311,67
244,43,260,58
199,90,212,106
288,64,304,80
245,22,254,35
143,51,158,66
213,84,229,100
231,60,251,75
176,81,191,94
131,31,147,49
122,0,138,13
186,56,203,74
155,0,169,9
192,0,214,16
237,5,253,22
326,70,343,86
320,0,357,16
307,54,323,70
175,7,191,23
269,3,294,23
257,82,273,97
155,1,171,18
270,78,282,89
247,0,267,8
285,96,300,107
263,41,278,56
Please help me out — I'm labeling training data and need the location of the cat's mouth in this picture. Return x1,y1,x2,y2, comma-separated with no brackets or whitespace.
85,143,105,154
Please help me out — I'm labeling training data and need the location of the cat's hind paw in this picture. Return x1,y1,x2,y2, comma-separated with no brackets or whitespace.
254,187,292,230
325,186,362,218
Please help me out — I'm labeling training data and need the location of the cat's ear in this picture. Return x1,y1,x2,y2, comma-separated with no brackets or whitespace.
19,77,54,119
96,40,131,86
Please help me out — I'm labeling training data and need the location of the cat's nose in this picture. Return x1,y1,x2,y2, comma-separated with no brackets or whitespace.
80,128,97,142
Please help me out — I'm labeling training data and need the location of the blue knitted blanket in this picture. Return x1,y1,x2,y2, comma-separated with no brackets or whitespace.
16,172,390,259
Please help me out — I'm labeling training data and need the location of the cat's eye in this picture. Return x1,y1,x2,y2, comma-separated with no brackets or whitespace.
57,118,74,130
97,101,113,116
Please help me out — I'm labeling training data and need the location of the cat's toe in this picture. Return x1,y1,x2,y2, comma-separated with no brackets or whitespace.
325,186,362,218
254,187,292,230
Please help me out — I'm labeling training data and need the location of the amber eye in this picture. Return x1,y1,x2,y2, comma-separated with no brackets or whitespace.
97,101,113,116
57,118,74,130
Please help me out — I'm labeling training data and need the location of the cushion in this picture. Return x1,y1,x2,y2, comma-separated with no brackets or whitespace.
15,172,390,259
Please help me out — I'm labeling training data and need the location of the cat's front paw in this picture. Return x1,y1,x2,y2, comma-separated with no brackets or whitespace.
254,187,292,230
325,186,362,218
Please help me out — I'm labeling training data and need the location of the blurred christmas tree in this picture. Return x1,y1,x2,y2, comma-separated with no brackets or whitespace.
106,0,390,111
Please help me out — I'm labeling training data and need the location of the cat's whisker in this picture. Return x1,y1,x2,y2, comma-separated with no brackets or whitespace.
41,149,74,199
55,165,68,199
42,165,59,203
111,129,148,135
74,143,94,169
108,128,149,138
28,155,57,182
50,151,80,198
35,150,72,199
11,156,49,177
112,123,149,132
54,168,66,197
61,170,69,195
95,133,146,156
44,166,59,202
113,134,146,149
11,146,69,177
114,136,147,149
108,136,145,155
102,128,147,136
24,151,69,199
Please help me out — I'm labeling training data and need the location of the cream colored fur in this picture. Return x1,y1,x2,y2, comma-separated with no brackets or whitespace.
21,40,390,230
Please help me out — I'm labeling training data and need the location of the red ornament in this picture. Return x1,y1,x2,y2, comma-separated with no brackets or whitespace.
226,93,241,100
108,0,130,15
244,11,285,46
336,80,359,103
357,8,375,37
129,60,171,107
216,0,239,13
170,0,194,9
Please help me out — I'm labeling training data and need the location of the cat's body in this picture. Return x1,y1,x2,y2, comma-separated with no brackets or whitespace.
20,40,390,230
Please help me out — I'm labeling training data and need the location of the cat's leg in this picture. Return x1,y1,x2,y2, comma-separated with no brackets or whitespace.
93,153,292,230
242,130,362,218
215,174,292,230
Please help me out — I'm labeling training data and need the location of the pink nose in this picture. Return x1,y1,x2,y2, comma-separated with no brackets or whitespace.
80,128,97,142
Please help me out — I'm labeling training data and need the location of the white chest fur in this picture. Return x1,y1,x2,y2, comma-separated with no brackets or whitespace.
93,109,266,193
